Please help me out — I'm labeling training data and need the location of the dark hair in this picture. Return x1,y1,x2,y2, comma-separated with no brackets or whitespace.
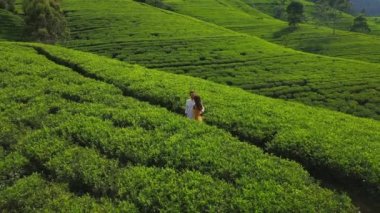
189,91,195,95
193,95,203,111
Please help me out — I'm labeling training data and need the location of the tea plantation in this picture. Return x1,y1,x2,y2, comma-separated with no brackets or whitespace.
1,42,361,212
27,42,380,197
58,0,380,120
0,9,24,41
1,0,380,211
162,0,380,63
243,0,380,35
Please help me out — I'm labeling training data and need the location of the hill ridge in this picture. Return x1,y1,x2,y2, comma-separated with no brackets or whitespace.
57,0,380,120
161,0,380,63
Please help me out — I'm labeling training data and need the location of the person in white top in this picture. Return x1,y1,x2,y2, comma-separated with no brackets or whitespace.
185,91,196,119
185,91,204,119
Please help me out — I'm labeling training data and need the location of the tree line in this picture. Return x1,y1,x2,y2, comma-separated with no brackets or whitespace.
1,0,68,43
275,0,371,34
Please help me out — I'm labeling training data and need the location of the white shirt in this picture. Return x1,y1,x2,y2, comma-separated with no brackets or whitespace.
185,98,205,119
185,99,195,119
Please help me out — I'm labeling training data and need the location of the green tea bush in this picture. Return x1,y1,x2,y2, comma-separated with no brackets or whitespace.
21,131,240,212
22,0,69,42
34,43,379,196
0,152,29,190
0,42,357,211
0,117,20,149
58,0,380,120
0,174,138,212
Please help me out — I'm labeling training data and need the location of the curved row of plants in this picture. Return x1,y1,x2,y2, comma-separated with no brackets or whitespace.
31,43,380,197
19,130,239,212
60,0,380,120
0,42,355,211
0,173,137,212
159,0,380,62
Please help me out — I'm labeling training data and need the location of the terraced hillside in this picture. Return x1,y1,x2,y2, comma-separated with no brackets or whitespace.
0,9,24,41
244,0,380,35
368,17,380,34
59,0,380,120
1,42,361,212
162,0,380,63
25,42,380,202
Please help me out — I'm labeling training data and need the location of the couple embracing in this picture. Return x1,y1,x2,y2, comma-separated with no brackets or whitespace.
185,91,205,122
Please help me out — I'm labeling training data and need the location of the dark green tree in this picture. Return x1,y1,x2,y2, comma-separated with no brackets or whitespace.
314,0,351,34
273,0,288,19
286,1,304,27
0,0,16,12
350,14,371,33
22,0,69,43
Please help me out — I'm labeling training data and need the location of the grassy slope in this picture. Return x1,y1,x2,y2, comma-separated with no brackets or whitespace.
30,42,380,199
0,42,357,211
162,0,380,63
368,17,380,34
245,0,380,35
0,9,24,41
60,0,380,120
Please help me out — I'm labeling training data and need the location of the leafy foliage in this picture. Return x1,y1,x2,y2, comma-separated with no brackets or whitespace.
0,42,357,212
0,0,15,12
0,10,24,41
351,14,371,33
0,152,29,190
0,174,138,212
286,1,304,26
0,0,379,210
272,0,289,19
22,0,69,42
230,0,380,55
60,0,380,120
34,42,380,197
310,0,350,34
